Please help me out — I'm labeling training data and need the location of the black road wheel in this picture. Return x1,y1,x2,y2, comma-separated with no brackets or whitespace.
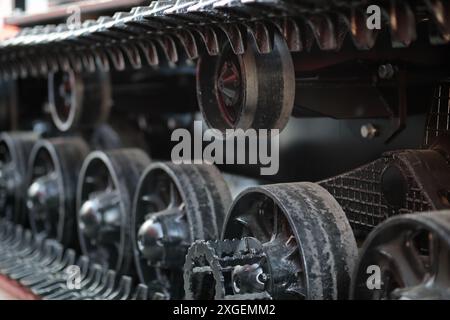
184,182,358,300
0,132,39,224
132,162,231,299
77,149,150,275
48,70,112,132
27,137,89,246
197,31,295,132
351,211,450,300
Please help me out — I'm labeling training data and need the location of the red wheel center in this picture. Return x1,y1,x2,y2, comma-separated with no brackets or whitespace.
216,57,242,126
57,73,74,119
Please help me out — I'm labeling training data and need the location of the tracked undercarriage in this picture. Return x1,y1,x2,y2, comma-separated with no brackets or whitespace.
0,0,449,300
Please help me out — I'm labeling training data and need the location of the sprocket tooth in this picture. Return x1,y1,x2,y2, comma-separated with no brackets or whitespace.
347,7,378,50
425,0,450,43
67,53,83,74
246,21,275,54
0,1,448,84
333,12,351,51
80,51,97,73
93,48,111,72
55,53,71,73
138,40,160,67
195,26,221,56
37,56,49,77
17,57,28,79
388,0,417,48
8,60,19,80
22,60,33,78
295,17,316,52
276,17,302,52
174,29,199,60
157,34,180,65
106,46,126,71
218,23,247,55
48,56,60,73
121,44,143,70
306,14,339,51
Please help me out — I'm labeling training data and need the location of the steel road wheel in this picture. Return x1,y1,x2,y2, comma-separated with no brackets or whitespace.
77,149,150,275
132,162,231,299
351,211,450,300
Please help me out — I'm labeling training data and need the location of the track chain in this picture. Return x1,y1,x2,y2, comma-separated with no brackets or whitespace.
0,0,449,80
0,219,148,300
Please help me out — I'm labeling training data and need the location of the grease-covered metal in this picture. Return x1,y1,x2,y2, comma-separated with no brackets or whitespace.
0,219,149,300
132,162,231,299
184,182,358,300
27,137,89,247
76,148,150,275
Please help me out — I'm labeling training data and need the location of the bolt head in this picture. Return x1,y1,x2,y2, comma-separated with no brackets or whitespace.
378,64,395,79
361,123,379,139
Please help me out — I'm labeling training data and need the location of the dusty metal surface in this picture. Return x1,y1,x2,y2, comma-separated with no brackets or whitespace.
27,137,89,247
132,162,231,299
184,182,358,300
77,148,150,275
0,0,449,302
0,220,148,300
0,0,449,79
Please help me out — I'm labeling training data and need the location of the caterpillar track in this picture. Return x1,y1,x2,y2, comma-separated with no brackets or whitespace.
0,0,449,79
0,220,149,300
0,0,450,301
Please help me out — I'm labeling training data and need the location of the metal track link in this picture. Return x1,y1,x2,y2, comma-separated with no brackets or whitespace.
0,219,148,300
0,0,449,80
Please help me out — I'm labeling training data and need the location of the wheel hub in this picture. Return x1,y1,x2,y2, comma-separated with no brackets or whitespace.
216,55,242,126
27,174,59,212
232,263,268,295
79,191,121,242
351,212,450,300
137,207,189,268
